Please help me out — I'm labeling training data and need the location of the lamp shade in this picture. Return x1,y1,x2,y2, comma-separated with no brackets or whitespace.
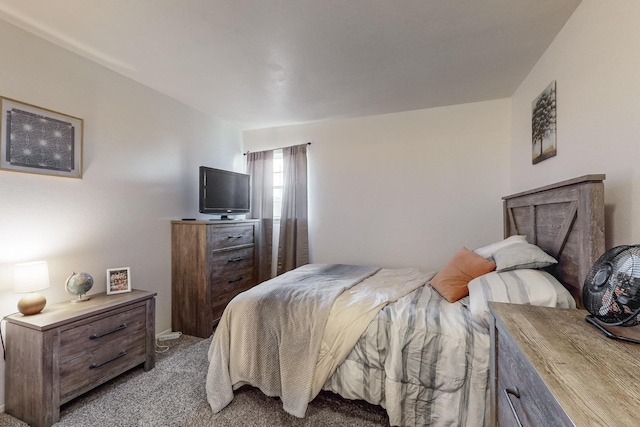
14,261,50,293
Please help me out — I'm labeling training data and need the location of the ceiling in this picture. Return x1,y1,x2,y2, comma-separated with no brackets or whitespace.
0,0,581,130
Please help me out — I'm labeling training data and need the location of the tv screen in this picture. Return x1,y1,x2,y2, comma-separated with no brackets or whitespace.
199,166,250,218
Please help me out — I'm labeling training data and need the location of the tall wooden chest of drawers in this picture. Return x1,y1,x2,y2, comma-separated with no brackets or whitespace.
5,290,156,427
171,220,260,338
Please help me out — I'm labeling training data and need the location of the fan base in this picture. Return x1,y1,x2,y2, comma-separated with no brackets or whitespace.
585,315,640,344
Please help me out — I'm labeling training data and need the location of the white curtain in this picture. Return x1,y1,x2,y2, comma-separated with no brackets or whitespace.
277,144,309,275
246,150,274,284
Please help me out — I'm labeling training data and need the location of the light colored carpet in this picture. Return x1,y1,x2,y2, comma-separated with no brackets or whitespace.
1,335,389,426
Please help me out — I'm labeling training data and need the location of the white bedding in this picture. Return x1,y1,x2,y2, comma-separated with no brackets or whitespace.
323,285,489,426
313,268,433,397
323,268,575,426
206,264,575,426
206,264,380,417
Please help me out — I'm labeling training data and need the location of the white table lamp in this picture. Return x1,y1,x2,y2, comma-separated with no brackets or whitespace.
14,261,50,315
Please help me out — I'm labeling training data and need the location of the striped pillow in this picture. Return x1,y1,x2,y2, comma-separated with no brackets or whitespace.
467,269,575,329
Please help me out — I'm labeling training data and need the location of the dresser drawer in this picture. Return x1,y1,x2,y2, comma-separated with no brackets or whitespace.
496,326,571,427
211,275,256,323
208,223,255,249
58,304,148,403
59,337,145,403
210,247,254,281
59,305,146,363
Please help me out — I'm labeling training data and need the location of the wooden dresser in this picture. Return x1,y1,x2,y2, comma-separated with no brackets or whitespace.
489,302,640,426
5,289,156,427
171,220,259,338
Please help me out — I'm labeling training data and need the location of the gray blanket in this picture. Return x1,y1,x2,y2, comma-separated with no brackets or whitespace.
206,263,379,417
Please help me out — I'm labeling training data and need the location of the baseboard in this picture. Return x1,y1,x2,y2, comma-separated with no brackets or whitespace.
0,404,5,413
155,328,172,339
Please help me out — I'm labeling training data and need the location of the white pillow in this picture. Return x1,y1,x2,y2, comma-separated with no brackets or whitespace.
493,242,557,272
467,269,575,330
473,235,528,259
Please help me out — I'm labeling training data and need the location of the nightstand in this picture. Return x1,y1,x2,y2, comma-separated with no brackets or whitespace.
489,302,640,426
5,289,156,427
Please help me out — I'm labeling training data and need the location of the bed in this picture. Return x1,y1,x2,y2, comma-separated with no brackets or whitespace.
206,174,605,426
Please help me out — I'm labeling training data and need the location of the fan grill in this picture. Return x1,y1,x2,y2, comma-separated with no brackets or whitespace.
583,245,640,326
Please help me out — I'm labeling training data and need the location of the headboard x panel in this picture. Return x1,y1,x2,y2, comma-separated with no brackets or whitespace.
502,174,605,306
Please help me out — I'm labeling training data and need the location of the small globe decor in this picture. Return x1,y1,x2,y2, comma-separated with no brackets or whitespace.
65,272,94,303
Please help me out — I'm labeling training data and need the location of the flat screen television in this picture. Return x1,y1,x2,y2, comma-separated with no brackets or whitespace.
199,166,250,219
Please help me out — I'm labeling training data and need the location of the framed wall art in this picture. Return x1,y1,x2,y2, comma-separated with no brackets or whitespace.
0,96,83,178
106,267,132,295
531,81,557,164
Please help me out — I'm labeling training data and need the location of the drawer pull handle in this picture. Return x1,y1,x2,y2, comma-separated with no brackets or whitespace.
89,350,127,369
228,257,244,263
89,323,127,340
228,234,244,239
229,277,243,283
503,387,524,427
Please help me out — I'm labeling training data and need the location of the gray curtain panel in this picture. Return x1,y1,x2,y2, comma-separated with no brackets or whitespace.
277,144,309,275
246,150,274,283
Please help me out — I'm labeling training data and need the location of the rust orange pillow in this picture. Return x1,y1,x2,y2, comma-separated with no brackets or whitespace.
430,247,496,302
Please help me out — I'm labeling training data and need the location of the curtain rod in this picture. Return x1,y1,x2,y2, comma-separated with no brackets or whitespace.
244,142,311,156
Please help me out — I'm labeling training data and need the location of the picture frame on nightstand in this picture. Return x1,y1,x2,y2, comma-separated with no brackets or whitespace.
106,267,131,294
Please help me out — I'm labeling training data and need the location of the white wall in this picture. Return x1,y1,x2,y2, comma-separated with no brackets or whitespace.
244,99,511,273
510,0,640,248
0,21,243,409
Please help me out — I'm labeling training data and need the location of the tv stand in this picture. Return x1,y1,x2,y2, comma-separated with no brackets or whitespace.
210,215,245,220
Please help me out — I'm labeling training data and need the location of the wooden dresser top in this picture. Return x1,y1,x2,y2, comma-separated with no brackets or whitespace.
6,289,156,331
490,302,640,426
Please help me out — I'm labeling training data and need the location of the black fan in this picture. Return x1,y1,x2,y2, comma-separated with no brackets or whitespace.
583,245,640,344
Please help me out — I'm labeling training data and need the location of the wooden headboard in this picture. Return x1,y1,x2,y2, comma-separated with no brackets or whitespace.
502,174,605,307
